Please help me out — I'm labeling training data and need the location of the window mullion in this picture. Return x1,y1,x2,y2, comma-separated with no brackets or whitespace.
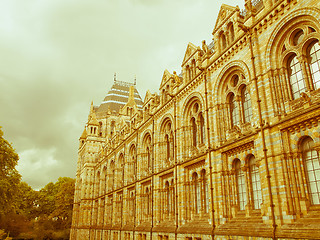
300,55,314,91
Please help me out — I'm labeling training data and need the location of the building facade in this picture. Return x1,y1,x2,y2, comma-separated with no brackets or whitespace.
70,0,320,239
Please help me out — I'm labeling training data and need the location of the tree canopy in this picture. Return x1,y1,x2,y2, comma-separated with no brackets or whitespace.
0,127,21,217
0,127,75,239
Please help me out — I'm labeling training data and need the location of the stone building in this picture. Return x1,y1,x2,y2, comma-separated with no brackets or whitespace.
70,0,320,239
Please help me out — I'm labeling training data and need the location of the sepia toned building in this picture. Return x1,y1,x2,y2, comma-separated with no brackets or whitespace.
70,0,320,239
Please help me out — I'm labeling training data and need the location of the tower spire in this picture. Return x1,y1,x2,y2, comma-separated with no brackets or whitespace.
134,75,136,85
114,73,117,82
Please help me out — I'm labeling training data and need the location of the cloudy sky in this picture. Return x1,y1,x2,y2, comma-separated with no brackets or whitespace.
0,0,244,190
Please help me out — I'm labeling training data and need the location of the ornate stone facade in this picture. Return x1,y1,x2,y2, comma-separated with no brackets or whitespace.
70,0,320,239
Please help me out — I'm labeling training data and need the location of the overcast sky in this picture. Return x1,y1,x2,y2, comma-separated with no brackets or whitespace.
0,0,244,190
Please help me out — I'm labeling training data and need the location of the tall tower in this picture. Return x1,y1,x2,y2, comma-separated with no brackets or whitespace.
70,79,143,240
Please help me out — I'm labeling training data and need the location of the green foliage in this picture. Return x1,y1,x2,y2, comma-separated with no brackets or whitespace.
0,127,21,217
51,178,76,228
0,126,75,239
15,181,38,219
32,177,75,239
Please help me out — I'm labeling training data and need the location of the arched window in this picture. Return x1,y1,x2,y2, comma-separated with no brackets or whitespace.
223,73,252,130
228,23,235,43
192,172,201,214
248,156,262,209
278,26,320,100
99,122,102,136
165,135,170,159
147,147,151,169
288,55,305,99
128,145,136,183
221,33,227,50
301,137,320,205
143,133,152,173
102,166,107,195
109,161,115,191
199,113,205,144
110,121,115,135
229,93,240,126
95,171,101,198
234,159,247,210
200,169,208,213
241,86,252,123
170,180,175,216
145,187,150,217
118,154,125,188
186,65,191,81
309,41,320,90
191,59,196,79
160,119,174,166
162,89,167,104
191,117,197,147
165,181,170,217
129,192,134,219
185,100,205,151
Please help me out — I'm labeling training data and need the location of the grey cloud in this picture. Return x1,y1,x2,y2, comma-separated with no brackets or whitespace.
0,0,243,189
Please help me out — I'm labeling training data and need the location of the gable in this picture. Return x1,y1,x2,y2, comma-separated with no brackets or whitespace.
144,90,152,103
159,69,172,89
182,42,198,66
212,4,237,35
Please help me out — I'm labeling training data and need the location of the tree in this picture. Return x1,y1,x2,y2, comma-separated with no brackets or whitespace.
15,181,38,219
0,126,76,239
52,178,75,228
34,177,75,239
0,127,21,220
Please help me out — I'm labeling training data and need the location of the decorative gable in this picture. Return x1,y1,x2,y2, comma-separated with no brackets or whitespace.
160,69,172,89
182,43,197,66
212,4,238,35
144,90,153,103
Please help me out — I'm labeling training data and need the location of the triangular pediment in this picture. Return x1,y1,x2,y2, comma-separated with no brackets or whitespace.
144,90,153,103
88,111,99,126
160,69,172,89
213,4,237,34
182,43,197,66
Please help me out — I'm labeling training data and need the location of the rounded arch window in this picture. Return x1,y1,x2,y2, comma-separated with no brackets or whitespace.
160,119,174,163
191,117,197,147
185,99,205,148
308,41,320,90
192,172,200,214
234,159,247,210
241,85,252,123
229,93,240,127
224,72,252,127
228,22,235,42
288,54,305,99
248,155,262,209
300,137,320,205
276,24,320,101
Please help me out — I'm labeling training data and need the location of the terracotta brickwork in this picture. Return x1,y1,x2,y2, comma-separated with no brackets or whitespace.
70,0,320,239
